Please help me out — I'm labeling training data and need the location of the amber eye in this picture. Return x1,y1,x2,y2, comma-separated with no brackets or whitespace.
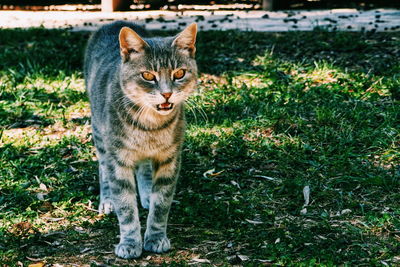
173,69,186,80
142,72,156,81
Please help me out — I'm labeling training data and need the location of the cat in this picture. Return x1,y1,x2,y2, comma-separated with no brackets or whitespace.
84,21,198,259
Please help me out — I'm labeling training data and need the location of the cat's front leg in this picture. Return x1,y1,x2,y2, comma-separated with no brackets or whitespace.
98,160,114,214
107,160,142,259
144,156,180,253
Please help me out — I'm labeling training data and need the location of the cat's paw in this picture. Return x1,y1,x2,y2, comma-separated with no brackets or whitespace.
144,234,171,253
98,200,113,215
115,242,142,259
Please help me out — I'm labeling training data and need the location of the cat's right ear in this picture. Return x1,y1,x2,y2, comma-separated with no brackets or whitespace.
119,27,148,60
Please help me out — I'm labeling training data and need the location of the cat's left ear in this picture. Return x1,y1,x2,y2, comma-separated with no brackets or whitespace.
172,23,197,58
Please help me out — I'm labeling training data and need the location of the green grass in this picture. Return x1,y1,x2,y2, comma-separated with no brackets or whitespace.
0,27,399,266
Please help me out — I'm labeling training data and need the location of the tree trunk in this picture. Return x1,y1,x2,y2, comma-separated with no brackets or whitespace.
101,0,130,12
262,0,274,11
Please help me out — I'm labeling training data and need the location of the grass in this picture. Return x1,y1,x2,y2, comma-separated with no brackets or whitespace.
0,27,399,266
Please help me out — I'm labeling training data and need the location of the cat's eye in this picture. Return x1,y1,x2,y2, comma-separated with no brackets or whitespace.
142,72,156,81
173,69,186,80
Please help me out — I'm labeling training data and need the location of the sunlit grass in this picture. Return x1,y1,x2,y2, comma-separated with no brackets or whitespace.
0,28,399,265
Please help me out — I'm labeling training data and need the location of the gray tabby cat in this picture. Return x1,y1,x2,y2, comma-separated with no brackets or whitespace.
84,21,197,259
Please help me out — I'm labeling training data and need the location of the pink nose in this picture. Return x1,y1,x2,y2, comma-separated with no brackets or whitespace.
161,92,172,100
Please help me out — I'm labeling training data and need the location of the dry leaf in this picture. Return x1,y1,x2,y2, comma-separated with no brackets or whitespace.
11,222,36,236
237,255,249,261
303,185,310,206
42,217,64,222
341,209,352,215
230,180,240,189
36,193,46,201
26,256,43,262
28,263,44,267
190,258,211,263
203,168,215,178
254,175,281,183
300,207,307,215
39,183,48,191
210,170,224,176
256,259,273,263
203,168,224,178
80,247,92,253
245,219,263,225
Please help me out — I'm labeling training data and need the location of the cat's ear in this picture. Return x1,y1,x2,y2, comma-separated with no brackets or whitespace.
172,23,197,57
119,27,148,60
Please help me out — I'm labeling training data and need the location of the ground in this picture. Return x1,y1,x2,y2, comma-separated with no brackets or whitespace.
1,9,400,32
0,28,399,266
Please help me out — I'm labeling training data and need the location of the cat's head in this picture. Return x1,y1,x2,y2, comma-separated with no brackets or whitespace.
119,24,198,116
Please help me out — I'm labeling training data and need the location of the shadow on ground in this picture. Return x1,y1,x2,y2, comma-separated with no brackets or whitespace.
0,27,399,265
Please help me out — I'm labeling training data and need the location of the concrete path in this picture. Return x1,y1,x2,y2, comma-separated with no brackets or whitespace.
0,8,399,32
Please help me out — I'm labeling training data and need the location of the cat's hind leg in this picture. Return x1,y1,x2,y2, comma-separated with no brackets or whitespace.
136,161,153,210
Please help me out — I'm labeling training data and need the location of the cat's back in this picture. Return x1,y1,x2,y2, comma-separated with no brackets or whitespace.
84,21,147,87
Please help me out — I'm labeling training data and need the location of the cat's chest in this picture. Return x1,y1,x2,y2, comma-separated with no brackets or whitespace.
125,127,173,150
118,119,180,159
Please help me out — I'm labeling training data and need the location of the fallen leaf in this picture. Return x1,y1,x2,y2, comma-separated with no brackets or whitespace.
210,170,224,176
43,217,64,222
341,209,352,215
203,168,215,178
237,255,249,261
11,222,36,236
254,175,281,183
36,193,46,201
26,257,43,262
190,258,211,263
300,208,307,215
303,185,310,206
74,226,86,233
202,168,224,178
230,180,240,188
80,247,92,253
256,259,273,263
381,260,389,266
28,263,44,267
245,219,263,225
39,183,48,191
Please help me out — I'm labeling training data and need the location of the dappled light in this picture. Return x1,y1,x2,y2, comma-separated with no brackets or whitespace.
0,27,399,265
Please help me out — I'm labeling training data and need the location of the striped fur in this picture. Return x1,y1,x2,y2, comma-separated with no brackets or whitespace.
84,21,197,259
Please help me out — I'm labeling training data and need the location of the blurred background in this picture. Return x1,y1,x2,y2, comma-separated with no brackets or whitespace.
1,0,400,11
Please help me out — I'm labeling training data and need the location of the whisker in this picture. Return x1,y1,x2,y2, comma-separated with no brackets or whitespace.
185,96,209,123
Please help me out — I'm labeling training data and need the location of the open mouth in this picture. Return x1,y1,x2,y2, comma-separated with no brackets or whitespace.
156,102,174,111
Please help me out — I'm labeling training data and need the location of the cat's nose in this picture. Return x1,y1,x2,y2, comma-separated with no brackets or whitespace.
161,92,172,100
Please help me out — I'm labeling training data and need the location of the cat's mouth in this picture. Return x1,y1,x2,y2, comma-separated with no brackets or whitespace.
156,102,174,111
